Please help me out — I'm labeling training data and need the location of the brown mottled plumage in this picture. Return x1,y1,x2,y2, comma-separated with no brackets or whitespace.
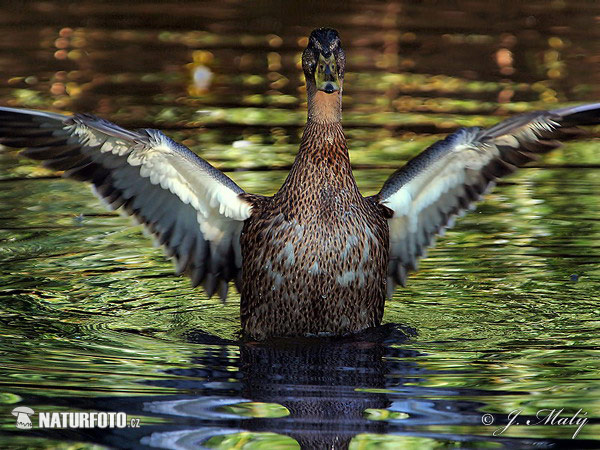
241,120,389,339
1,27,600,340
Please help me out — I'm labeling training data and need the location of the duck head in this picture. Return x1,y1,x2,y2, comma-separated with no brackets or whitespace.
302,28,345,94
302,28,346,94
302,28,346,123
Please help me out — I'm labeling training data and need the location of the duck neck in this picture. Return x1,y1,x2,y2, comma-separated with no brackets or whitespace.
307,84,342,125
277,91,356,201
298,84,349,179
300,84,347,165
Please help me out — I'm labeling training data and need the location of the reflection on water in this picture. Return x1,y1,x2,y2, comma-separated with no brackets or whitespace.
1,0,599,448
10,326,597,449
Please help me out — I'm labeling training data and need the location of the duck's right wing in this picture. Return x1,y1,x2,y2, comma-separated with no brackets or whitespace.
372,103,600,294
0,106,254,300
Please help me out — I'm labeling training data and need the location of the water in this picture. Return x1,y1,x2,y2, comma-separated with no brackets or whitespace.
1,1,599,448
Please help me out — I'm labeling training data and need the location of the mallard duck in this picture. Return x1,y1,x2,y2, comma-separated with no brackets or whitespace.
1,28,599,339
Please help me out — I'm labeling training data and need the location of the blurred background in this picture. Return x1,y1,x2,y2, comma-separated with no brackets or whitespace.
1,0,599,183
0,1,599,448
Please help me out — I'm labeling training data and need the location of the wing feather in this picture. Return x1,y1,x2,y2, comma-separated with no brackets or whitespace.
0,106,254,299
375,103,600,292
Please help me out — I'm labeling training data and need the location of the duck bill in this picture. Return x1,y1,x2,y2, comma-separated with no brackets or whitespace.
315,53,340,94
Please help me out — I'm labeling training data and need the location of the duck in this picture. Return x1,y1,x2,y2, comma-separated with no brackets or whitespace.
1,27,599,339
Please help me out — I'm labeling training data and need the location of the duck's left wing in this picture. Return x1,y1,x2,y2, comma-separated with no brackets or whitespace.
373,103,600,294
0,106,254,300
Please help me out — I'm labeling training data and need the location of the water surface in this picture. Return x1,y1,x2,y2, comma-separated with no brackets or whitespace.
1,1,599,448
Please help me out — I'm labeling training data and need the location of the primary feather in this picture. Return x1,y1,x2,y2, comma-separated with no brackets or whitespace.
0,106,252,301
375,103,600,292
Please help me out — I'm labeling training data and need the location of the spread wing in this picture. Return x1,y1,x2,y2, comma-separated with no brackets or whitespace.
374,103,600,294
0,106,254,300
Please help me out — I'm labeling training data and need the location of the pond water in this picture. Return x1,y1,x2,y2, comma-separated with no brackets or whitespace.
1,1,599,448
